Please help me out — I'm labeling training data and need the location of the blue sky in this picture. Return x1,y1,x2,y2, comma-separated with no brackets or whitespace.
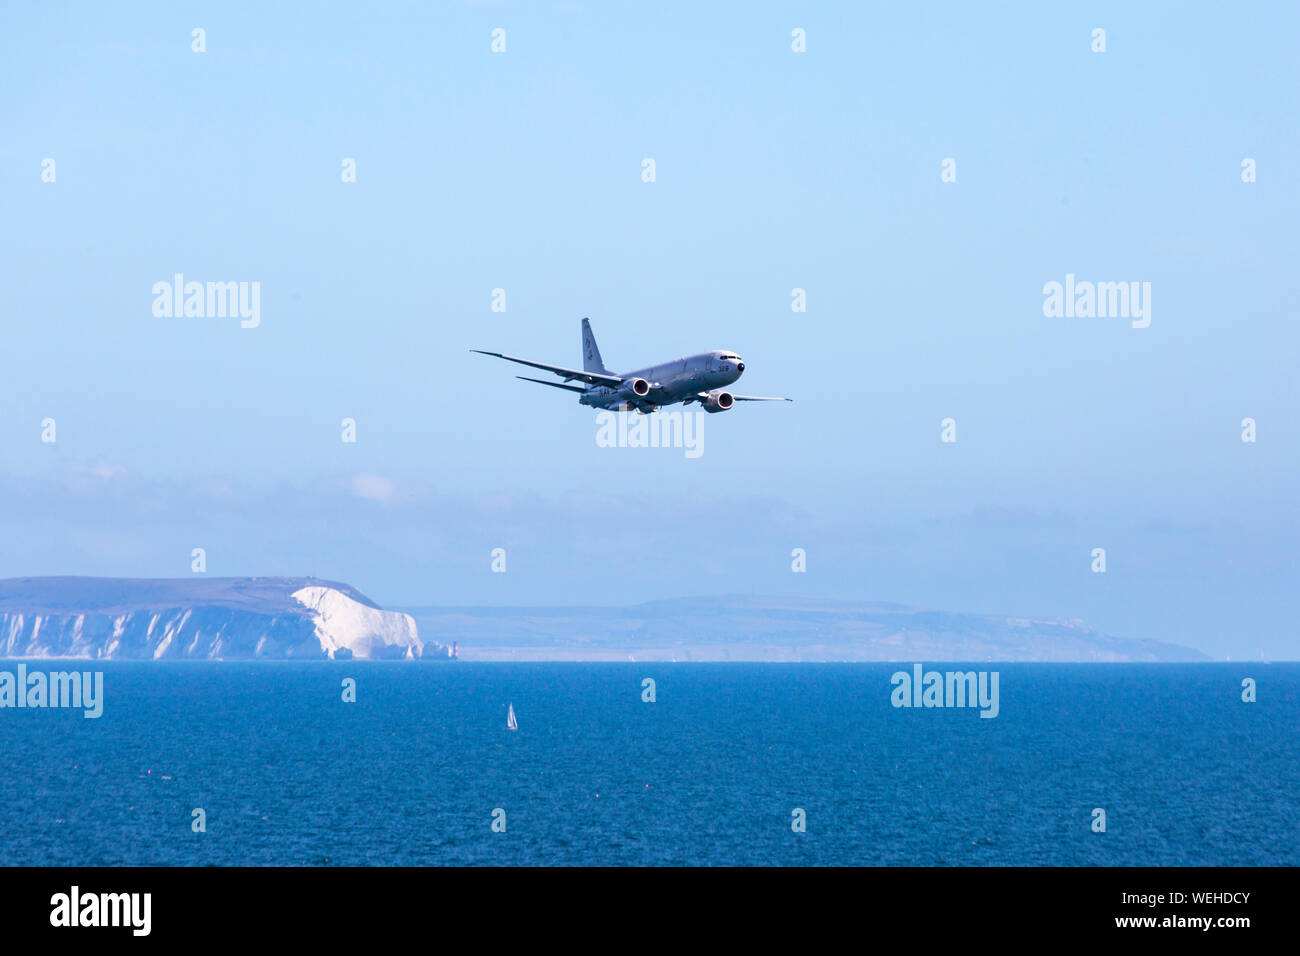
1,2,1297,657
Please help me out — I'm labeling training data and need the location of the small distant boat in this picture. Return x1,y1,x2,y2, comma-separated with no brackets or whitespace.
506,702,518,731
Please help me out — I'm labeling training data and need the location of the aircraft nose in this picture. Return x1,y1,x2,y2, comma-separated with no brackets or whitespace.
737,362,744,372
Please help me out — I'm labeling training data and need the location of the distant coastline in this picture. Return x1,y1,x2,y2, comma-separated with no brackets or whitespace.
402,594,1214,662
0,578,1217,663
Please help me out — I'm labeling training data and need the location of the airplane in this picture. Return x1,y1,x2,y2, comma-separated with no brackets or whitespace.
472,318,792,414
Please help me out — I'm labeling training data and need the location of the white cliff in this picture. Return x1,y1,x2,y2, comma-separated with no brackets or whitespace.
292,585,422,660
0,576,445,660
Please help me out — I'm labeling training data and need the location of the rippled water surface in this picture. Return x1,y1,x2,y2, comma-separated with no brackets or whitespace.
2,663,1295,865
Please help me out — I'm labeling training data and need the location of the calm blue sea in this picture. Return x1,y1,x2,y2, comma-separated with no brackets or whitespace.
1,663,1296,866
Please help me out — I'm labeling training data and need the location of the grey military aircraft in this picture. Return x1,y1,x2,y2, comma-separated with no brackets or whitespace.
472,318,792,413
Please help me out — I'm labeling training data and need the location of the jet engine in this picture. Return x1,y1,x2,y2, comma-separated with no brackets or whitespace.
701,389,735,413
613,377,651,404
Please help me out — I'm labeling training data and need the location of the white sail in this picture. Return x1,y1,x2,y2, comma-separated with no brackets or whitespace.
507,702,517,731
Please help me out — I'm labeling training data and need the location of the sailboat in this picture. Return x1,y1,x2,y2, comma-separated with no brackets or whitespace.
506,702,518,731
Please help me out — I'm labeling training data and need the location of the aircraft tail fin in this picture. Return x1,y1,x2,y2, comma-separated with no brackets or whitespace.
581,317,609,375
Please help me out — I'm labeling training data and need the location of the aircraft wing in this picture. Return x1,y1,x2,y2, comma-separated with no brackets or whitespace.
683,391,792,406
515,375,587,393
471,350,623,387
